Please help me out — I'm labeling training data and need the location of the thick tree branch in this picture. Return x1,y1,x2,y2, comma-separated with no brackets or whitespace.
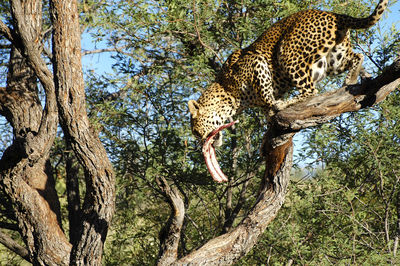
156,177,185,266
0,1,70,264
10,1,55,92
50,0,116,264
175,134,293,264
9,0,58,161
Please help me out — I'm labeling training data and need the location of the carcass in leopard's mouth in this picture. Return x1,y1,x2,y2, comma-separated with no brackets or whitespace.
202,120,238,183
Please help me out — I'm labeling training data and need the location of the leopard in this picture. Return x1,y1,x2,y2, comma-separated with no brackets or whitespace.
188,0,388,144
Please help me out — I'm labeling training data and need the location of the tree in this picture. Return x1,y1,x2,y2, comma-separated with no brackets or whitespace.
0,0,114,264
155,57,400,265
242,76,400,264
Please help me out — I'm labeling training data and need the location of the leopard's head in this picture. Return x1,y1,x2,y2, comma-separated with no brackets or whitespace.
188,99,226,147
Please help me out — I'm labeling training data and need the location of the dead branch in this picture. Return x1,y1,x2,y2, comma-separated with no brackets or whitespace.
156,177,185,266
81,45,129,56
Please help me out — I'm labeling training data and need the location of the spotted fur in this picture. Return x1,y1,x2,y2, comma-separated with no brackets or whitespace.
189,0,388,141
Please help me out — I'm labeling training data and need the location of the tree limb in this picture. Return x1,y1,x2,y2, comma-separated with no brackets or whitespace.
1,1,70,265
81,45,129,56
0,230,30,262
9,0,58,161
156,177,185,266
49,0,116,264
175,134,293,265
0,21,16,43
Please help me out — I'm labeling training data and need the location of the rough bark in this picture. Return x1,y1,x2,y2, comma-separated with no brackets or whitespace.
50,0,116,265
0,0,116,264
0,0,71,264
158,57,400,264
156,177,185,266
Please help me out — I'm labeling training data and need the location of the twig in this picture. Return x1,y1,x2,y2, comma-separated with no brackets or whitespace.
0,230,30,262
192,0,223,63
355,34,383,71
81,45,129,56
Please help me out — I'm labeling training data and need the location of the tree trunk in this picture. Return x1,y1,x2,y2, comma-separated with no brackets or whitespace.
0,0,116,264
50,1,116,264
0,0,71,264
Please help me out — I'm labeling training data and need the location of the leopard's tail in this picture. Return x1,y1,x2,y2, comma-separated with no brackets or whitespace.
340,0,388,29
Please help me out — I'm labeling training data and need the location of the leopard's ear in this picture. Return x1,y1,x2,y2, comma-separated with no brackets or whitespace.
188,100,200,118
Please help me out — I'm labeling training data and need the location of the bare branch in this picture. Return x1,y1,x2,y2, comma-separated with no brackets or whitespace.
156,177,185,266
0,21,15,43
82,45,129,56
0,230,30,262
